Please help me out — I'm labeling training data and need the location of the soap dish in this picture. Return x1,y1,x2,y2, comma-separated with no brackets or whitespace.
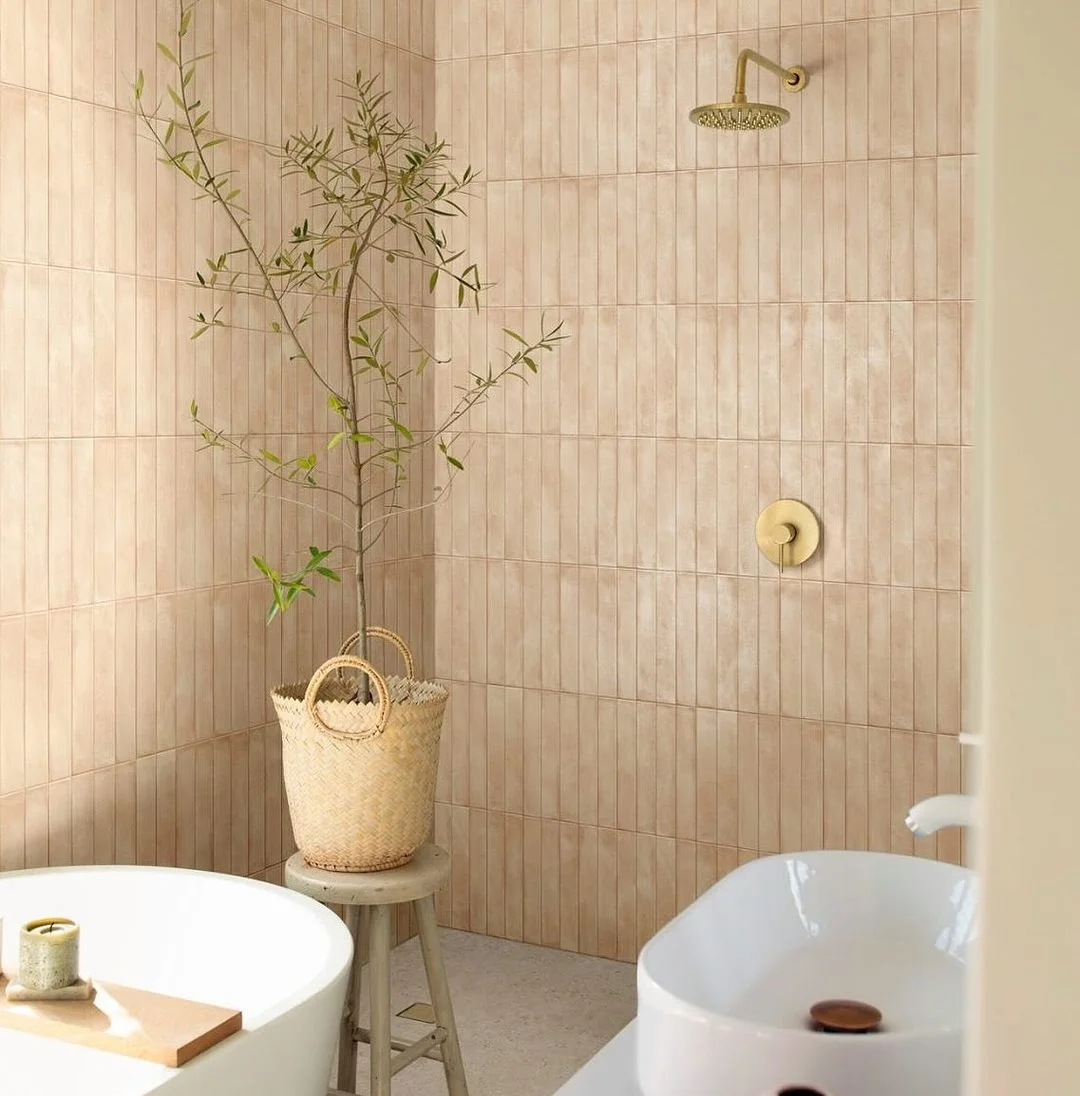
6,978,95,1002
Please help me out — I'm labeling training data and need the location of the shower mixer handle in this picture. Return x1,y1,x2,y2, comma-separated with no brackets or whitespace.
772,522,796,574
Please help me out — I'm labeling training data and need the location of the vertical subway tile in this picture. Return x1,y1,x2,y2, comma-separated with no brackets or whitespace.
890,17,914,157
937,12,961,154
866,19,891,159
779,718,802,852
959,10,979,156
823,723,846,848
867,726,891,851
913,16,938,156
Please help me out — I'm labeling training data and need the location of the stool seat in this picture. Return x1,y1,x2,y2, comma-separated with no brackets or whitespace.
286,845,451,906
286,844,468,1096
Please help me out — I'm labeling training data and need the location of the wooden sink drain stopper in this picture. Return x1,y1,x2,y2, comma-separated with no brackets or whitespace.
809,999,882,1034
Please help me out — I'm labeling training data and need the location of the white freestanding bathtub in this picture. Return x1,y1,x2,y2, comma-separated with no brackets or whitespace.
0,865,352,1096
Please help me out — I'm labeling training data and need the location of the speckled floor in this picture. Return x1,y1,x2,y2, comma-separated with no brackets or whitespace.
342,929,637,1096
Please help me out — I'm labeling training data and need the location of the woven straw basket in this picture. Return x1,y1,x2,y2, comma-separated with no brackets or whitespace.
272,627,447,873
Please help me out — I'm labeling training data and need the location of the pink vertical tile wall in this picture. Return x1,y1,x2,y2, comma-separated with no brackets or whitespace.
430,1,978,959
0,1,435,887
0,0,975,961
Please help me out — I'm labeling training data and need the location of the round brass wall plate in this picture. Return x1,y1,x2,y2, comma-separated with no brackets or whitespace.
755,499,821,567
785,65,810,92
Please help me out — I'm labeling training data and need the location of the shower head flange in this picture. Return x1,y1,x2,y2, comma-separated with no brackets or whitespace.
782,65,809,93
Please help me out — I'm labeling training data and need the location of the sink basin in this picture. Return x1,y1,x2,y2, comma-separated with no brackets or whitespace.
637,851,977,1096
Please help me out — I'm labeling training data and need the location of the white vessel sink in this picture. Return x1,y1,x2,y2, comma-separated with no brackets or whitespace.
637,851,977,1096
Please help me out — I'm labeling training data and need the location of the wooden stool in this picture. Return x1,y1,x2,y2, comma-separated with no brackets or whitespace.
285,845,469,1096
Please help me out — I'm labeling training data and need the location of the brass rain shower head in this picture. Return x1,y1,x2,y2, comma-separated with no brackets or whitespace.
690,49,809,131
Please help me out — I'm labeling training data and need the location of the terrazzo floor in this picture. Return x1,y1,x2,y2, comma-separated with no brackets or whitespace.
342,929,637,1096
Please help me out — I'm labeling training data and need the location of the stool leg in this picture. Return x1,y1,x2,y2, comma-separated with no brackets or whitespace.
337,905,365,1092
369,904,393,1096
415,895,469,1096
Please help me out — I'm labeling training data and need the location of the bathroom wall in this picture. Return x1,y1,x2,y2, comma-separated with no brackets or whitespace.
0,2,434,882
972,3,1080,1089
429,1,978,959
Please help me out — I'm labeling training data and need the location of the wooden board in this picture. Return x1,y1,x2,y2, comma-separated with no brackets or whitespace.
0,976,242,1067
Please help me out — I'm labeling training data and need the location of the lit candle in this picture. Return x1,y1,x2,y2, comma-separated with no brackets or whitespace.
19,918,80,992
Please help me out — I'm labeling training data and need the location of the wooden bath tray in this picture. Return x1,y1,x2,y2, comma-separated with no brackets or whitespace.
0,976,242,1066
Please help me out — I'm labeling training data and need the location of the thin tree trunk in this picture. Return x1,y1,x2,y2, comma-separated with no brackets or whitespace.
343,234,371,702
353,468,371,703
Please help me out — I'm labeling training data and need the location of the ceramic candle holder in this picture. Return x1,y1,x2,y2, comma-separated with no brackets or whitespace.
19,917,80,992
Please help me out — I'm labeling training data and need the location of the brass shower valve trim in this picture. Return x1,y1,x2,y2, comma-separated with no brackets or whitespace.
755,499,821,571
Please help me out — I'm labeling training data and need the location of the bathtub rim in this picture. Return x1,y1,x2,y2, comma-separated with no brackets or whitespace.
0,863,354,1030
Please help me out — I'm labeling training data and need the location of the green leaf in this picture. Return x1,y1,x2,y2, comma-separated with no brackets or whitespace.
259,448,281,464
179,7,193,36
503,328,527,345
446,455,464,470
134,70,145,100
428,269,438,293
349,433,376,444
157,42,179,64
315,567,341,582
389,419,413,441
270,321,281,334
252,556,277,579
189,400,198,418
327,431,346,449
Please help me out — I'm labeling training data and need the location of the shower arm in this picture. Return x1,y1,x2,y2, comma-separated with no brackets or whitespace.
732,49,806,103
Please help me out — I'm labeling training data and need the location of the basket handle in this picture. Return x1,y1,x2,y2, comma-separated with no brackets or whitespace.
304,655,391,740
337,627,415,680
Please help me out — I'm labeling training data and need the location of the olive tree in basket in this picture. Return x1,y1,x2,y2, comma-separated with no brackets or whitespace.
135,1,564,871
